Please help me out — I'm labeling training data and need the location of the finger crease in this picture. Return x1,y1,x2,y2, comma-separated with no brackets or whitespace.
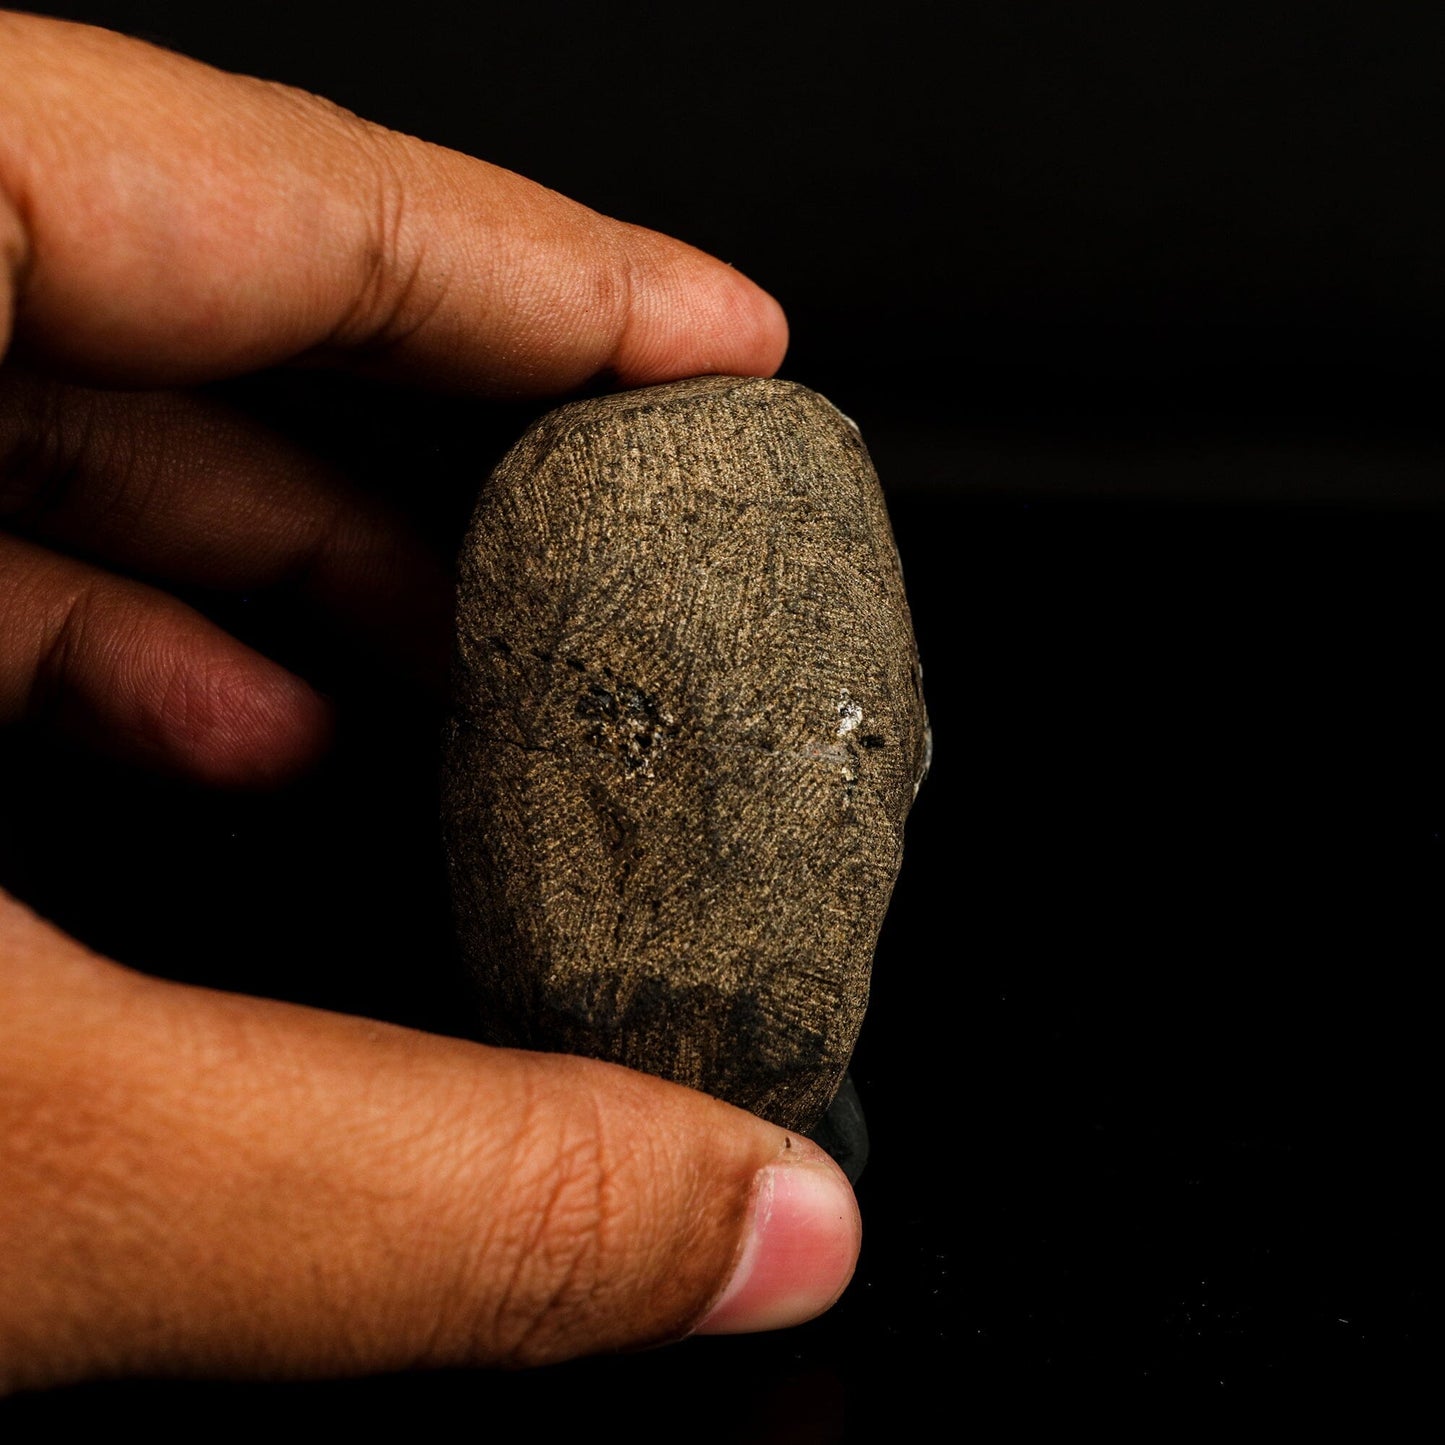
326,142,449,359
0,384,95,529
28,581,100,724
603,239,640,383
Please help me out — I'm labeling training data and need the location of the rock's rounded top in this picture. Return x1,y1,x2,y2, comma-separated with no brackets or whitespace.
521,372,816,424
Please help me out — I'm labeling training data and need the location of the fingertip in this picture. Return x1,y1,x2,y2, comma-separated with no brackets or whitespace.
724,270,790,379
608,228,789,387
707,263,789,379
752,277,792,373
693,1137,861,1336
186,663,335,790
0,537,331,790
147,650,334,790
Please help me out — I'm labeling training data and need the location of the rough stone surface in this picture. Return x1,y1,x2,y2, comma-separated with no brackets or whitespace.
443,376,928,1132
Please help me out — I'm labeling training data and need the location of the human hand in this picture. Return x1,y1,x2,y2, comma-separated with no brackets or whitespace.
0,13,859,1392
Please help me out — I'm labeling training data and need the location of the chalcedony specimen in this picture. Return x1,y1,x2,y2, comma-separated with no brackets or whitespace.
444,376,928,1132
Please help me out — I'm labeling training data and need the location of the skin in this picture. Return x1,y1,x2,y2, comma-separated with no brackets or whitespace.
0,12,859,1392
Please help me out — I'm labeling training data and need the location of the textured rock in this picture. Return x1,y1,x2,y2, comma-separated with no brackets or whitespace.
443,376,928,1132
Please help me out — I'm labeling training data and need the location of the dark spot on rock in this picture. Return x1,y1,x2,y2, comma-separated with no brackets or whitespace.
565,655,587,671
575,683,618,721
617,682,661,722
860,734,886,750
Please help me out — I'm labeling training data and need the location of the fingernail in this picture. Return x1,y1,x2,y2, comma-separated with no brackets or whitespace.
694,1141,861,1335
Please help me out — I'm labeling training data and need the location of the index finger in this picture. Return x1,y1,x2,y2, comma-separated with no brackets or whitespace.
0,13,787,397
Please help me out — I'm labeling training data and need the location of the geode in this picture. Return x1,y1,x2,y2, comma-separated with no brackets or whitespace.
443,376,928,1132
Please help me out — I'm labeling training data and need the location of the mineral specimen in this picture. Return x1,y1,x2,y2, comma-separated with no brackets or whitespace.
444,376,927,1132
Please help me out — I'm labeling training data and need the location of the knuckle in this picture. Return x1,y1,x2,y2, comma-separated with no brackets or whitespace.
25,574,103,723
329,130,448,357
239,78,448,357
0,374,149,537
0,371,79,522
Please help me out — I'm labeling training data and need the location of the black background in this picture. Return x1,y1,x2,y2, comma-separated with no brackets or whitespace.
2,0,1438,1425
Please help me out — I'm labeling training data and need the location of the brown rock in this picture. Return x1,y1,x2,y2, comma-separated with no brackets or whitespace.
443,376,928,1132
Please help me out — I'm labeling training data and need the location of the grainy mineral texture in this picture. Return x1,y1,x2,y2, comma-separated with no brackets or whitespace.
443,375,928,1132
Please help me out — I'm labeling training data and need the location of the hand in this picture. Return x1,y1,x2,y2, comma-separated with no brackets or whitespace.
0,13,858,1392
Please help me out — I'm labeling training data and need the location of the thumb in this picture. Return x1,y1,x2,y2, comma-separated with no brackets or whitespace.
0,893,859,1391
